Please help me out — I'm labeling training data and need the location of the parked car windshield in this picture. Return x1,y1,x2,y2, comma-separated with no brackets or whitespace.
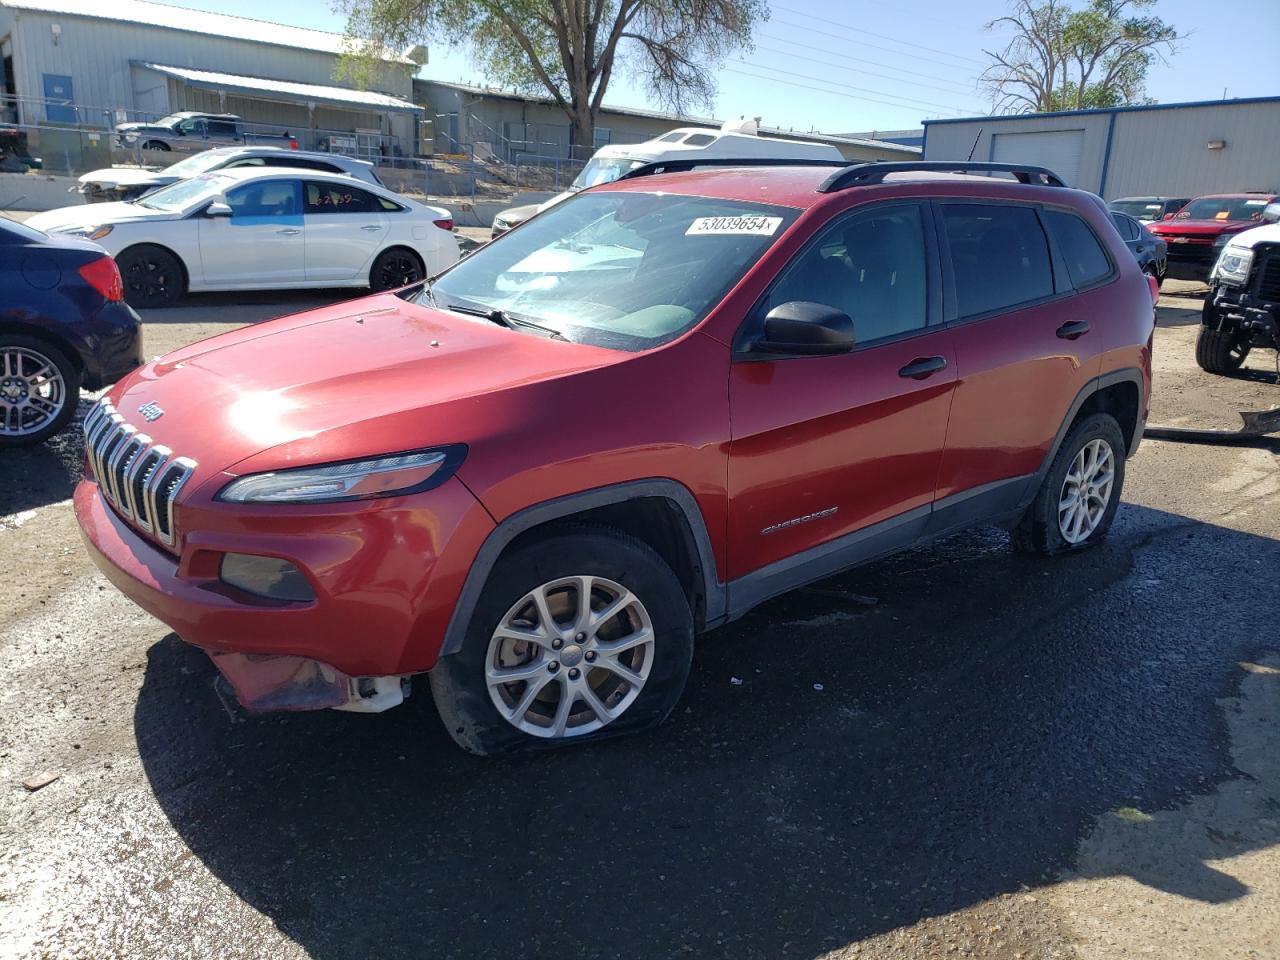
1175,197,1272,222
1109,199,1165,219
570,157,647,190
133,173,234,211
430,191,799,351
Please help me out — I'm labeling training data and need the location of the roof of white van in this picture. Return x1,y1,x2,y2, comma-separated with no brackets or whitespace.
594,128,845,163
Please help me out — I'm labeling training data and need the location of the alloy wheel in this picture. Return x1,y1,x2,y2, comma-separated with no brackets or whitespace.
0,345,67,438
1058,438,1115,544
124,256,175,303
485,575,654,738
379,253,422,289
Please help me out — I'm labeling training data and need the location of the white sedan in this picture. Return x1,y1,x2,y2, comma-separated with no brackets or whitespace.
28,168,458,307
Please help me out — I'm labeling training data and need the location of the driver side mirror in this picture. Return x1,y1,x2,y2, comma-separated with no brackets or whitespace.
206,201,232,218
1263,202,1280,225
747,301,855,358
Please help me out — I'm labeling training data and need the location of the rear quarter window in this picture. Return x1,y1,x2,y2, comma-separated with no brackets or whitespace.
1045,210,1113,288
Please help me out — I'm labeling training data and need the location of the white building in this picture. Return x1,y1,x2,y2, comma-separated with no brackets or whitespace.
922,96,1280,199
0,0,425,154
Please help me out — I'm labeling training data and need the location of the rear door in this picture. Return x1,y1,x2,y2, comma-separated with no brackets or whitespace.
302,180,389,282
726,201,957,580
197,177,305,285
934,201,1106,501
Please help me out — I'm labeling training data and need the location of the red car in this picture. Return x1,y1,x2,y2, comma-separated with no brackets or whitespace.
76,160,1155,754
1148,192,1280,283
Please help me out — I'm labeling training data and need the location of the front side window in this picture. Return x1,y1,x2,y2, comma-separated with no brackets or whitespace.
177,119,205,136
430,191,800,352
1046,210,1112,287
305,182,374,213
226,179,301,218
762,204,928,345
942,203,1053,318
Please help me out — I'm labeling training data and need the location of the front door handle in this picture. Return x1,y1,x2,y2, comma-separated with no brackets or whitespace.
898,356,948,379
276,227,301,236
360,224,383,232
1057,320,1090,340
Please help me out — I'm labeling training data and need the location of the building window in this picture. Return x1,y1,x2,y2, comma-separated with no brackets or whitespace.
593,127,611,149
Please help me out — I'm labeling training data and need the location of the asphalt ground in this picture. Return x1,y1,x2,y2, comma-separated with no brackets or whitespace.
1,277,1278,959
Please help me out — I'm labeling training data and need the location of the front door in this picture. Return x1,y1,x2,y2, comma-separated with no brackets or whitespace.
198,178,305,286
934,202,1105,500
727,201,956,582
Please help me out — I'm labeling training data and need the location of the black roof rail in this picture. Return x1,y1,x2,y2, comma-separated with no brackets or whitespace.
818,161,1066,192
617,156,849,181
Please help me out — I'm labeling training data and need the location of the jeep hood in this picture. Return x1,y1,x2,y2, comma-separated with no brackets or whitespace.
105,293,624,484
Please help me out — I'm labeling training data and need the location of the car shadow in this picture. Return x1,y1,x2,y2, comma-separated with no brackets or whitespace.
136,289,357,325
133,504,1279,958
0,394,94,515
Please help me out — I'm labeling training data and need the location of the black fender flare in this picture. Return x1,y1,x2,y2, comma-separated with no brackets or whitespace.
437,479,725,658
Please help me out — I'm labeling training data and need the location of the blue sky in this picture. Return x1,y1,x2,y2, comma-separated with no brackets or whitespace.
176,0,1279,133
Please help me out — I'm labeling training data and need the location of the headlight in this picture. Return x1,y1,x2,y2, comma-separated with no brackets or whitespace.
65,225,113,241
1213,233,1233,247
217,448,464,504
1212,246,1253,286
493,218,508,229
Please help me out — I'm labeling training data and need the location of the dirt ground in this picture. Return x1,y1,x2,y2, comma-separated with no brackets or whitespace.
1,274,1278,959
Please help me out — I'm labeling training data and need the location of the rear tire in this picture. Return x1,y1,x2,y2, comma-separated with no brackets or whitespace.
429,525,694,755
369,248,425,292
141,140,170,152
117,244,184,308
1195,324,1249,374
0,334,79,447
1012,413,1125,555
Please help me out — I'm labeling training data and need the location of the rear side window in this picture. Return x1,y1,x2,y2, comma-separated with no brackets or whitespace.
305,182,375,213
1046,210,1112,287
1109,212,1140,241
764,204,928,344
206,120,237,137
942,204,1053,318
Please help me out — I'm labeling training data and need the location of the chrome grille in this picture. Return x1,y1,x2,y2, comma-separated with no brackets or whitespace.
82,400,196,548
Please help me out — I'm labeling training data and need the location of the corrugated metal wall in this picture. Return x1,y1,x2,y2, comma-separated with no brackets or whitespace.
3,8,412,122
924,101,1280,199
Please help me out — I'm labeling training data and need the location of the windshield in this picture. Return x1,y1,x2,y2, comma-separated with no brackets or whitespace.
133,173,234,211
570,156,647,190
151,114,187,128
430,191,799,351
1110,200,1166,219
163,151,236,177
1176,196,1272,222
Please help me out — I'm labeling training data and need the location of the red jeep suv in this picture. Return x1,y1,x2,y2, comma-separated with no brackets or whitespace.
76,160,1154,754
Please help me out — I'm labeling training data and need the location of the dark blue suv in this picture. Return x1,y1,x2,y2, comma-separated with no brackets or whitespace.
1,215,142,446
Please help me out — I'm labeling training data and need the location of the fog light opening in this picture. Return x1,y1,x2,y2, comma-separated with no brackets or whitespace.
219,553,315,603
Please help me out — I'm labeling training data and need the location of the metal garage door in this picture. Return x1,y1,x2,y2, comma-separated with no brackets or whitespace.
991,129,1085,186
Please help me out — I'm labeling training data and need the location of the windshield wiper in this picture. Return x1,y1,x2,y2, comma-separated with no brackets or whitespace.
443,303,567,340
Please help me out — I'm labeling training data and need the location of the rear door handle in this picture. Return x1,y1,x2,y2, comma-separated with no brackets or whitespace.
277,228,301,236
898,356,948,379
1057,320,1090,340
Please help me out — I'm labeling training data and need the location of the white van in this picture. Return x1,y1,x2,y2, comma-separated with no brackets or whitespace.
490,120,845,237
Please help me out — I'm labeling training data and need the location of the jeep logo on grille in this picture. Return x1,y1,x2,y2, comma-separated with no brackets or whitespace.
138,401,164,422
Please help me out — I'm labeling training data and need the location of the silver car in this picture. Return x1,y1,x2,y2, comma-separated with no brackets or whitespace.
78,146,382,203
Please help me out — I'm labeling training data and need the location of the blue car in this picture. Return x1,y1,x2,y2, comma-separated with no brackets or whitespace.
1,215,142,446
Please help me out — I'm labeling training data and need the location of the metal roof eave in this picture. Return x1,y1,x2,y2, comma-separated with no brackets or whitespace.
921,94,1280,126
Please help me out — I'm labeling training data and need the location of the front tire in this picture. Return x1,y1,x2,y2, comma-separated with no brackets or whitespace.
0,335,79,447
1195,323,1249,374
430,526,694,755
370,248,425,292
141,140,170,152
117,245,184,308
1012,413,1125,555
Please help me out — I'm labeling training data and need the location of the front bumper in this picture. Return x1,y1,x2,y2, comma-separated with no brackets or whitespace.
74,474,493,679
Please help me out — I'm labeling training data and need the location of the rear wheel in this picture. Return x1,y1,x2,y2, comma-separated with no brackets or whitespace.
141,140,170,152
370,248,424,292
430,526,694,755
1012,413,1125,555
1145,262,1165,288
1195,325,1249,374
0,335,79,447
117,245,184,308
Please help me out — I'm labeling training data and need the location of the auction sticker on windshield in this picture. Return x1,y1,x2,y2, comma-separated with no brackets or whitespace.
686,215,783,236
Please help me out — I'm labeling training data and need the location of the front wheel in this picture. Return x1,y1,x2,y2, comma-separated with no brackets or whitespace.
430,526,694,755
369,248,424,292
141,140,170,152
0,335,80,447
1195,323,1249,374
116,245,184,308
1012,413,1126,555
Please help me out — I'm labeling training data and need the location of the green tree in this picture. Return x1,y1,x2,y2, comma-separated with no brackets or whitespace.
980,0,1180,114
338,0,767,157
